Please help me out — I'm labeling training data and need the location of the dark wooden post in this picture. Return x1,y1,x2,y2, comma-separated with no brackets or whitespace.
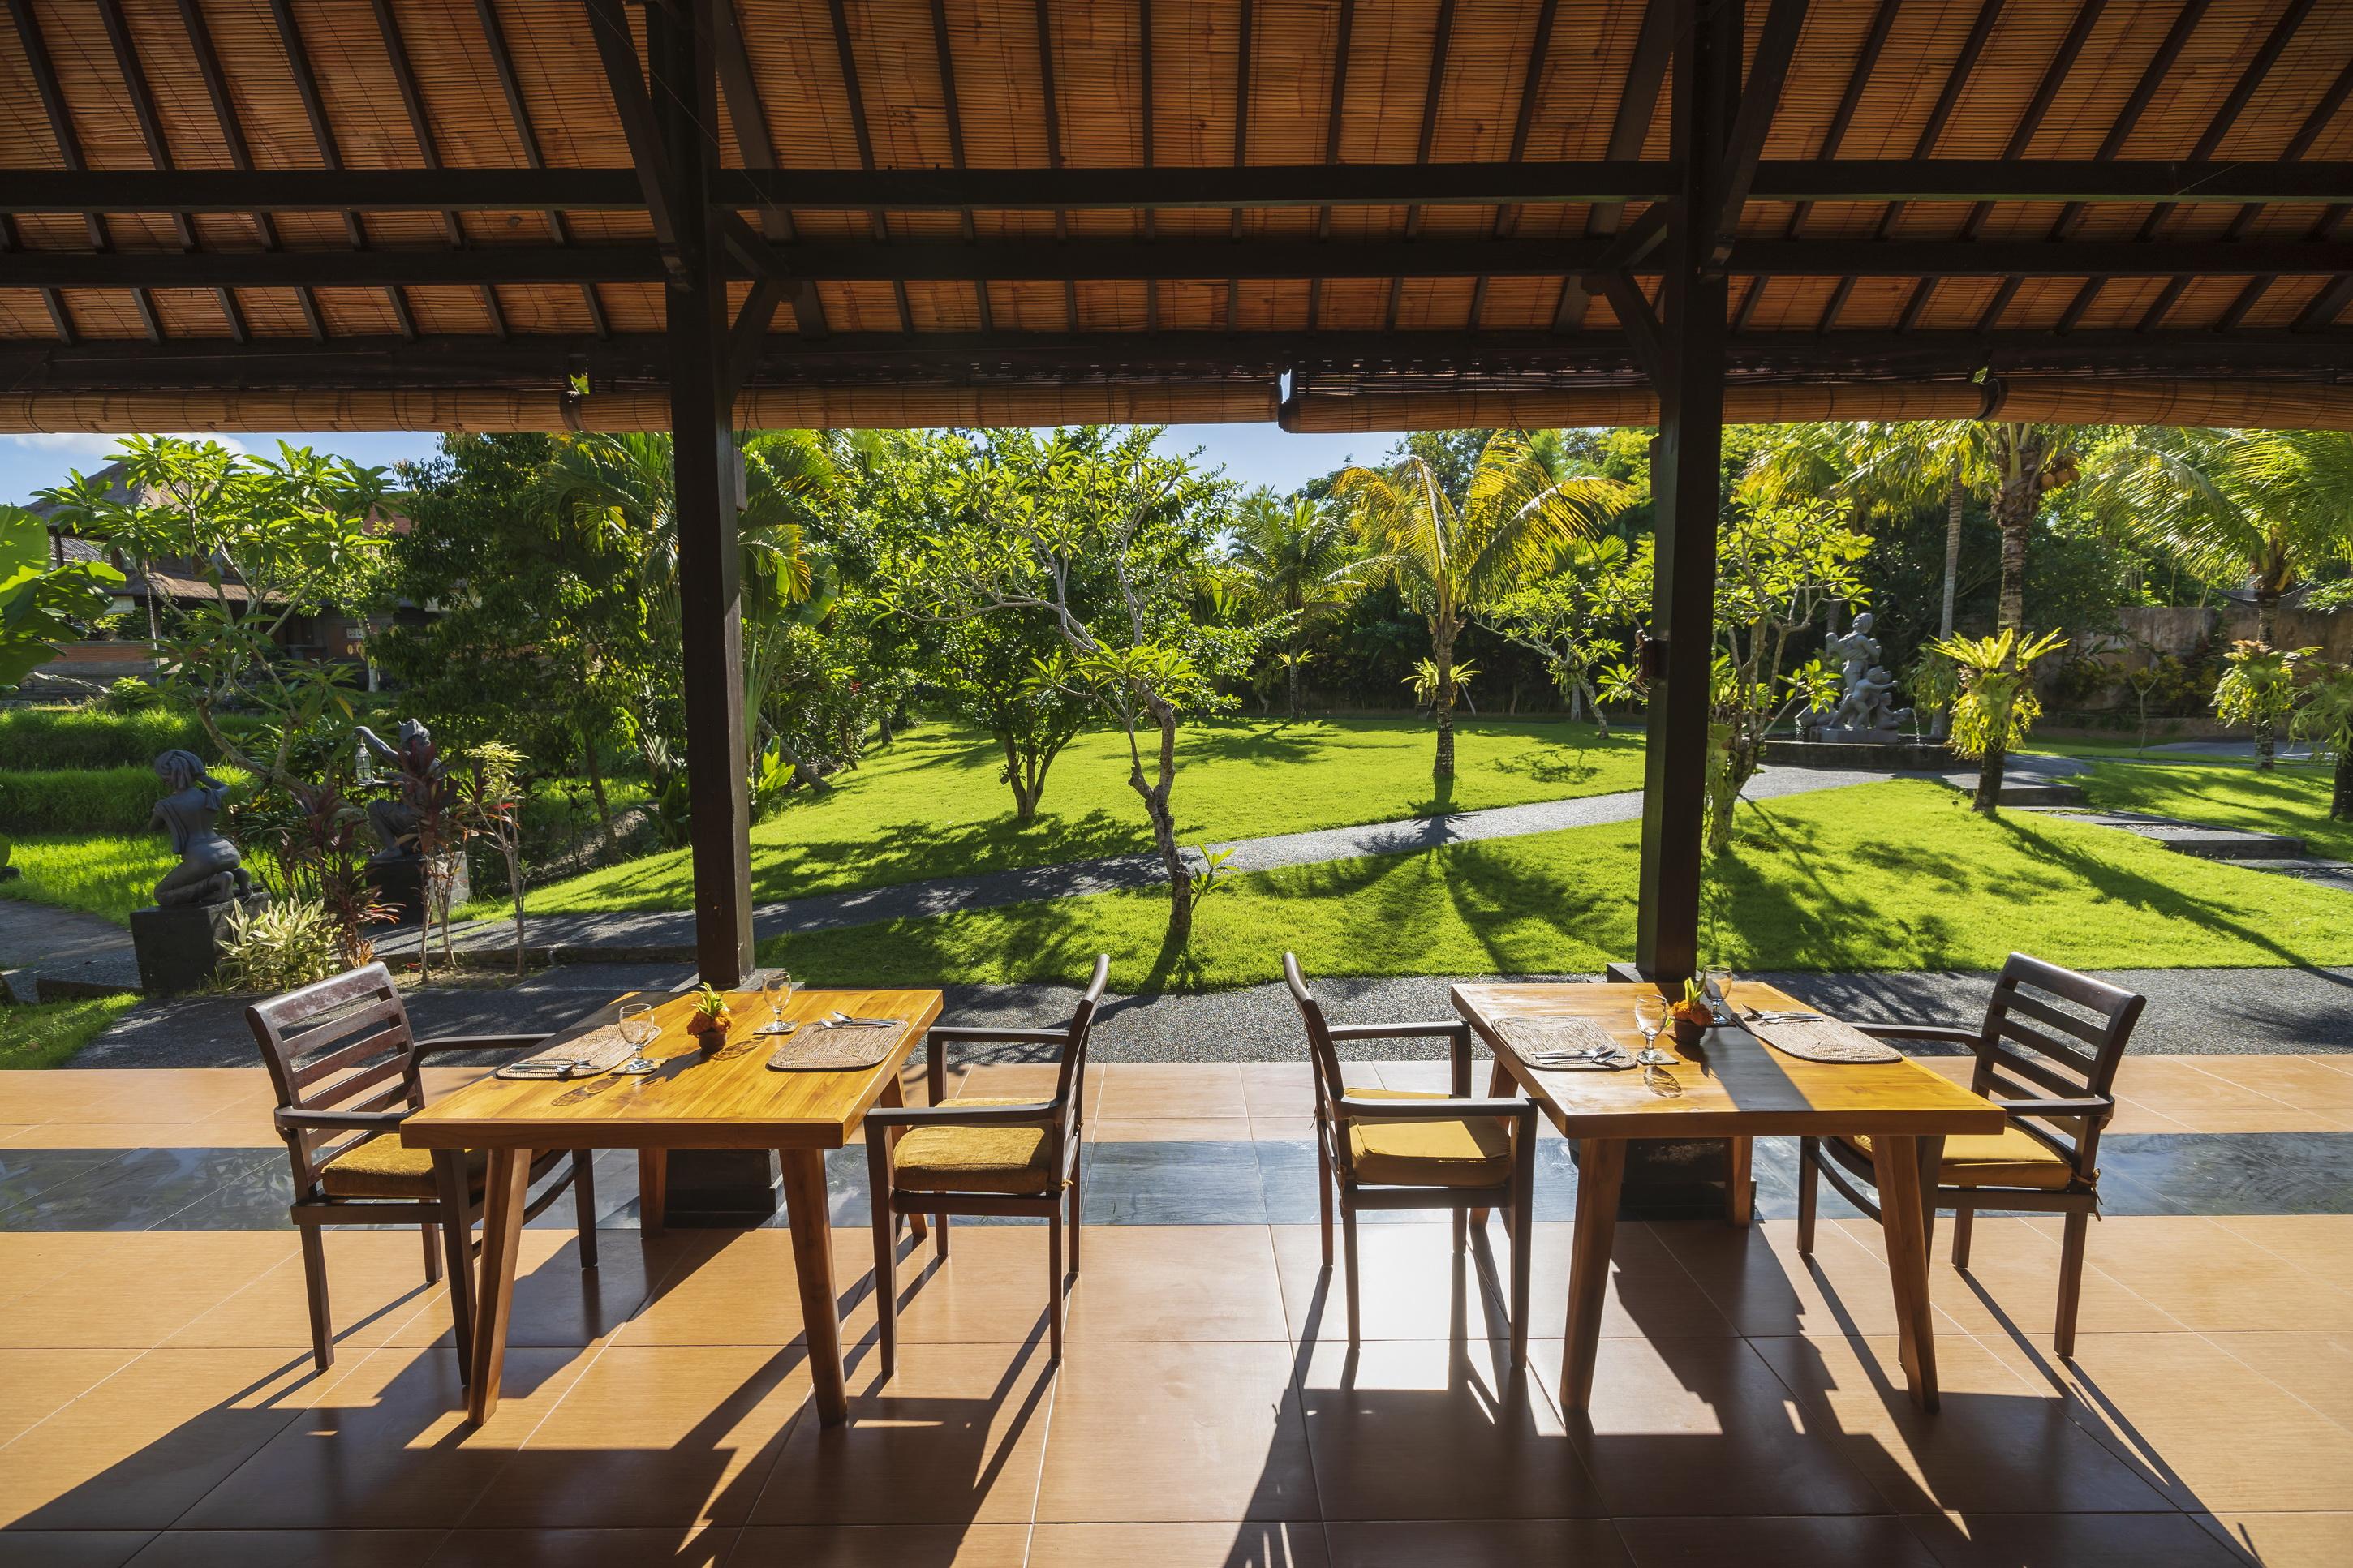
652,0,755,986
1633,0,1736,986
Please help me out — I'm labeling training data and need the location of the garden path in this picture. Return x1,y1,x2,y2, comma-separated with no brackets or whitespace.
0,896,138,1003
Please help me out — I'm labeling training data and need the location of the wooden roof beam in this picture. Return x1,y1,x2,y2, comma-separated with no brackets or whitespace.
587,0,683,273
1033,0,1079,327
717,0,828,337
96,0,242,342
1387,0,1457,329
179,0,324,341
1306,0,1357,328
824,0,911,329
475,0,607,337
372,0,508,334
1557,0,1673,329
1139,0,1157,330
265,0,415,338
1467,0,1558,325
2,0,88,342
1707,0,1809,268
924,0,986,332
2180,52,2353,333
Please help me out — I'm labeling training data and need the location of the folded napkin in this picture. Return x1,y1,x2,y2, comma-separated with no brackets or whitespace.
1496,1016,1638,1072
1741,1012,1902,1064
495,1024,639,1080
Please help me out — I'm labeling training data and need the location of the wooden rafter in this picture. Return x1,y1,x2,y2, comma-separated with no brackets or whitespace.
826,0,913,329
1032,0,1079,326
1306,0,1355,328
924,0,988,332
475,0,607,337
1467,0,1558,326
3,0,88,342
370,0,507,336
1386,0,1457,329
717,0,828,337
2190,53,2353,332
179,0,324,341
265,0,413,338
1556,0,1673,330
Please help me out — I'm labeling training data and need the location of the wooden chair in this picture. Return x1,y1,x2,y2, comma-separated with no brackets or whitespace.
1796,952,2145,1357
247,961,598,1377
1283,954,1540,1367
862,954,1110,1378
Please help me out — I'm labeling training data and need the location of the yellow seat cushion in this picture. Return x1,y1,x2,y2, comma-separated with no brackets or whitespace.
320,1138,487,1200
891,1098,1059,1196
1343,1088,1515,1189
1839,1125,2076,1191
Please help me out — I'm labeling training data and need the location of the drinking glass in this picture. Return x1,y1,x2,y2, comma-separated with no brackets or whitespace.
1632,994,1674,1067
615,1001,660,1075
1702,966,1737,1023
757,969,796,1035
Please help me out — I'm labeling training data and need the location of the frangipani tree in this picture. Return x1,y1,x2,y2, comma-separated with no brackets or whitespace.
1932,628,2069,814
1336,433,1628,780
0,505,123,690
1220,489,1361,720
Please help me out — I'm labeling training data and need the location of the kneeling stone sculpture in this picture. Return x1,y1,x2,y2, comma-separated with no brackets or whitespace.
131,749,268,994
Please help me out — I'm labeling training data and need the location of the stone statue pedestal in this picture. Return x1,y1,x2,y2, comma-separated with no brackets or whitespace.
131,892,270,995
368,852,471,928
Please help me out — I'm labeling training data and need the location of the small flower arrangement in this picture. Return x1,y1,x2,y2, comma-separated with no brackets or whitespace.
1669,978,1714,1044
683,982,734,1051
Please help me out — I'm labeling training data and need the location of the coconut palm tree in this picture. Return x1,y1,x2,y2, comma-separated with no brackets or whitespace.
1336,434,1629,780
1222,488,1361,720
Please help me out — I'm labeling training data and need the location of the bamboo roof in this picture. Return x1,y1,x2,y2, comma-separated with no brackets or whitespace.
2,0,2350,431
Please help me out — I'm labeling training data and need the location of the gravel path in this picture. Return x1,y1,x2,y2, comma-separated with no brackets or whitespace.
0,897,139,1003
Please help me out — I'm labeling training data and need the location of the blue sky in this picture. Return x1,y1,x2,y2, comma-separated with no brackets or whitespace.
1,423,1408,508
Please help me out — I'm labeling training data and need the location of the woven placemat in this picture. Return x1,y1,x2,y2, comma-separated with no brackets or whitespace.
1495,1016,1637,1070
1747,1015,1903,1064
767,1020,905,1072
495,1024,640,1080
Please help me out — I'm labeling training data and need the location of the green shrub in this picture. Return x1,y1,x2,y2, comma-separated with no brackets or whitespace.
0,763,252,834
100,677,158,713
214,898,345,994
0,705,210,770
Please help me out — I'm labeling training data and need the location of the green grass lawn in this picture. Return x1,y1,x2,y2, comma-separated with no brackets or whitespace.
1,835,179,926
0,994,140,1069
764,780,2353,992
518,715,1642,917
2081,759,2351,861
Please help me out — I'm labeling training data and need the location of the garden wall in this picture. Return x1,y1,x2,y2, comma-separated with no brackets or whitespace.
2107,604,2353,664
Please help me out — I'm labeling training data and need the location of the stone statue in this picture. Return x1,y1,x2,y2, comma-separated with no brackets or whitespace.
150,749,256,908
353,719,442,863
1803,613,1913,742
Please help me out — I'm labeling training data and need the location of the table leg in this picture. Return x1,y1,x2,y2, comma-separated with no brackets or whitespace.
466,1147,533,1425
781,1147,850,1427
1724,1136,1754,1227
1559,1137,1626,1415
636,1149,666,1237
1874,1132,1942,1413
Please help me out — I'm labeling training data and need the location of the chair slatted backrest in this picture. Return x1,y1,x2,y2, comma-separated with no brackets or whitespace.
245,963,425,1196
1054,955,1113,1123
1281,953,1348,1119
1972,952,2145,1174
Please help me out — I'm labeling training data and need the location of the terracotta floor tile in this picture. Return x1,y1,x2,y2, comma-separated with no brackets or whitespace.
725,1524,1029,1567
1240,1063,1318,1118
1650,1218,1939,1342
2183,1056,2353,1113
1065,1225,1287,1342
1252,1116,1318,1142
0,1233,300,1349
2076,1218,2353,1332
1095,1063,1249,1121
1087,1116,1254,1144
1985,1331,2353,1512
2206,1332,2353,1431
162,1229,451,1354
2103,1098,2192,1135
957,1065,1086,1115
0,1534,153,1566
1035,1340,1316,1522
1321,1519,1628,1567
609,1230,872,1349
432,1525,737,1566
2216,1215,2353,1290
1031,1522,1331,1566
750,1339,1053,1527
0,1070,274,1127
1295,1336,1604,1521
391,1228,673,1350
0,1235,123,1311
1614,1515,1941,1566
118,1529,449,1566
1533,1335,1887,1519
2196,1512,2353,1568
179,1346,594,1530
0,1348,139,1445
461,1345,811,1528
1844,1216,2187,1340
1372,1062,1460,1093
0,1120,282,1149
865,1225,1064,1348
1525,1224,1740,1340
1271,1222,1525,1346
0,1348,325,1531
1907,1510,2251,1567
2107,1059,2295,1117
1748,1333,2175,1515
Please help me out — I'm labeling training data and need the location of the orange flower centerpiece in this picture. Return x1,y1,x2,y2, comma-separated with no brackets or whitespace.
1669,978,1714,1046
683,982,734,1055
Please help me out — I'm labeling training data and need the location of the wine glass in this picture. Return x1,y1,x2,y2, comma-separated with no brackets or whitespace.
757,969,796,1035
615,1001,661,1075
1702,966,1737,1024
1632,994,1674,1067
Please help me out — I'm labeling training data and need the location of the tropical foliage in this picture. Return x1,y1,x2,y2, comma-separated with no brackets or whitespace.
1,505,123,689
1932,628,2069,814
2213,641,2319,771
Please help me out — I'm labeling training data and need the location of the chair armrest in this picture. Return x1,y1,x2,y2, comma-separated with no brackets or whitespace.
1325,1020,1470,1043
276,1106,409,1133
927,1026,1069,1047
865,1099,1062,1130
1333,1094,1531,1123
1852,1022,1982,1047
413,1033,550,1059
1994,1095,2115,1119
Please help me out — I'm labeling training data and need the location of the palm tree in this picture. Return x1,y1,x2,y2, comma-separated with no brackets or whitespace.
1223,488,1361,720
1336,434,1629,780
2088,427,2353,647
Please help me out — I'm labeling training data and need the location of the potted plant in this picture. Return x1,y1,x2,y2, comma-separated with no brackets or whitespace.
1669,978,1714,1047
682,982,734,1055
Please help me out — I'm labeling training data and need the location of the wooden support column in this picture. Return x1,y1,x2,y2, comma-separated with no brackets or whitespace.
1632,0,1736,984
653,0,755,986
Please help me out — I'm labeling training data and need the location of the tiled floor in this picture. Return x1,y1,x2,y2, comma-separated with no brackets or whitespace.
2,1059,2349,1566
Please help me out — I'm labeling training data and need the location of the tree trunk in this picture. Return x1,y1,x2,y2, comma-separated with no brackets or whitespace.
1126,695,1192,947
1992,429,2047,633
1432,629,1457,780
2334,746,2353,822
1577,675,1610,740
1975,732,2007,815
2254,591,2279,770
1931,470,1965,741
875,710,894,746
1287,654,1301,723
580,727,613,830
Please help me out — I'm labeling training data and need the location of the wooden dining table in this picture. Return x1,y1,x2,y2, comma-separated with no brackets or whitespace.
402,985,943,1427
1452,979,2004,1415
